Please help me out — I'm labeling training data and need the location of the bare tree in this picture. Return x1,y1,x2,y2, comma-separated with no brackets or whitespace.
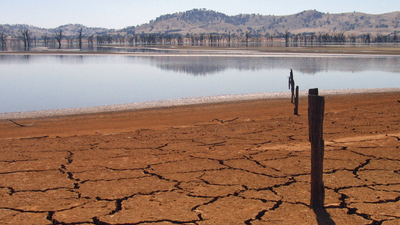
285,30,289,46
66,36,74,45
106,34,114,44
348,33,357,43
177,35,183,45
20,29,32,49
0,32,7,46
375,32,384,43
0,31,6,51
87,34,94,45
77,27,83,48
54,30,63,48
199,33,204,45
117,34,125,44
365,33,371,43
127,35,134,44
42,34,50,46
333,32,345,43
96,35,103,44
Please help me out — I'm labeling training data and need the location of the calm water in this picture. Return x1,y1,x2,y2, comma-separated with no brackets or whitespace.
0,54,399,113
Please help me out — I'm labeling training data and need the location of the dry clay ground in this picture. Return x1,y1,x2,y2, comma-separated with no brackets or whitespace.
0,92,399,225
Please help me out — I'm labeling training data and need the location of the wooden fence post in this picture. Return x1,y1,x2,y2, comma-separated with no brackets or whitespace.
294,86,299,115
289,69,295,103
308,88,325,209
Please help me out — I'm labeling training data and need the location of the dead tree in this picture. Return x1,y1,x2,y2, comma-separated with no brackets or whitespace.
0,32,6,46
42,34,50,46
117,34,125,44
0,32,6,51
127,35,134,44
106,34,114,44
87,34,94,45
54,30,63,48
77,27,83,48
65,36,74,45
365,33,371,43
285,30,290,46
20,29,32,49
96,35,105,44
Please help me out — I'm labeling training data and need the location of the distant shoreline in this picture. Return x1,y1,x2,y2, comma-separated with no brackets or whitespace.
1,44,400,56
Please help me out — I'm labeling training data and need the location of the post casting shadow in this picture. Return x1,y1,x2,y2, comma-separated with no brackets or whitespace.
313,207,335,225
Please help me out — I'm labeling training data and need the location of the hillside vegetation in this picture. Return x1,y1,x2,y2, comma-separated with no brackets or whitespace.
131,9,400,36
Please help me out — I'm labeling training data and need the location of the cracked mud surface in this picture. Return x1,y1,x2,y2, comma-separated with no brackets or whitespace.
1,92,399,224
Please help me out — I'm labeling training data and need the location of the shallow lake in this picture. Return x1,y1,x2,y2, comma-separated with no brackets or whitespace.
0,54,399,113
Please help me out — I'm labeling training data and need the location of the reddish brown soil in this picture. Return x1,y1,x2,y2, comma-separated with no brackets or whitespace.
0,92,399,224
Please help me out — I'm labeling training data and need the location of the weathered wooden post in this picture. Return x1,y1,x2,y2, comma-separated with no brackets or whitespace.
308,88,325,209
294,86,299,115
289,69,295,103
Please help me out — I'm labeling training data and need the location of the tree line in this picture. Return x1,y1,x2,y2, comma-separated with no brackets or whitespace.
284,31,399,44
0,28,399,50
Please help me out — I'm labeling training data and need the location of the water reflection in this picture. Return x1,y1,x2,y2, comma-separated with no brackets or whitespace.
2,54,399,76
151,56,228,76
0,54,86,64
0,54,399,113
150,55,400,75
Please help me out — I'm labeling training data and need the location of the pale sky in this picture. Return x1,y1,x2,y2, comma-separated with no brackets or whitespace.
1,0,399,29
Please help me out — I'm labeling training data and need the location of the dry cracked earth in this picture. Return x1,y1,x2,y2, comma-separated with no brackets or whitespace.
0,92,399,224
